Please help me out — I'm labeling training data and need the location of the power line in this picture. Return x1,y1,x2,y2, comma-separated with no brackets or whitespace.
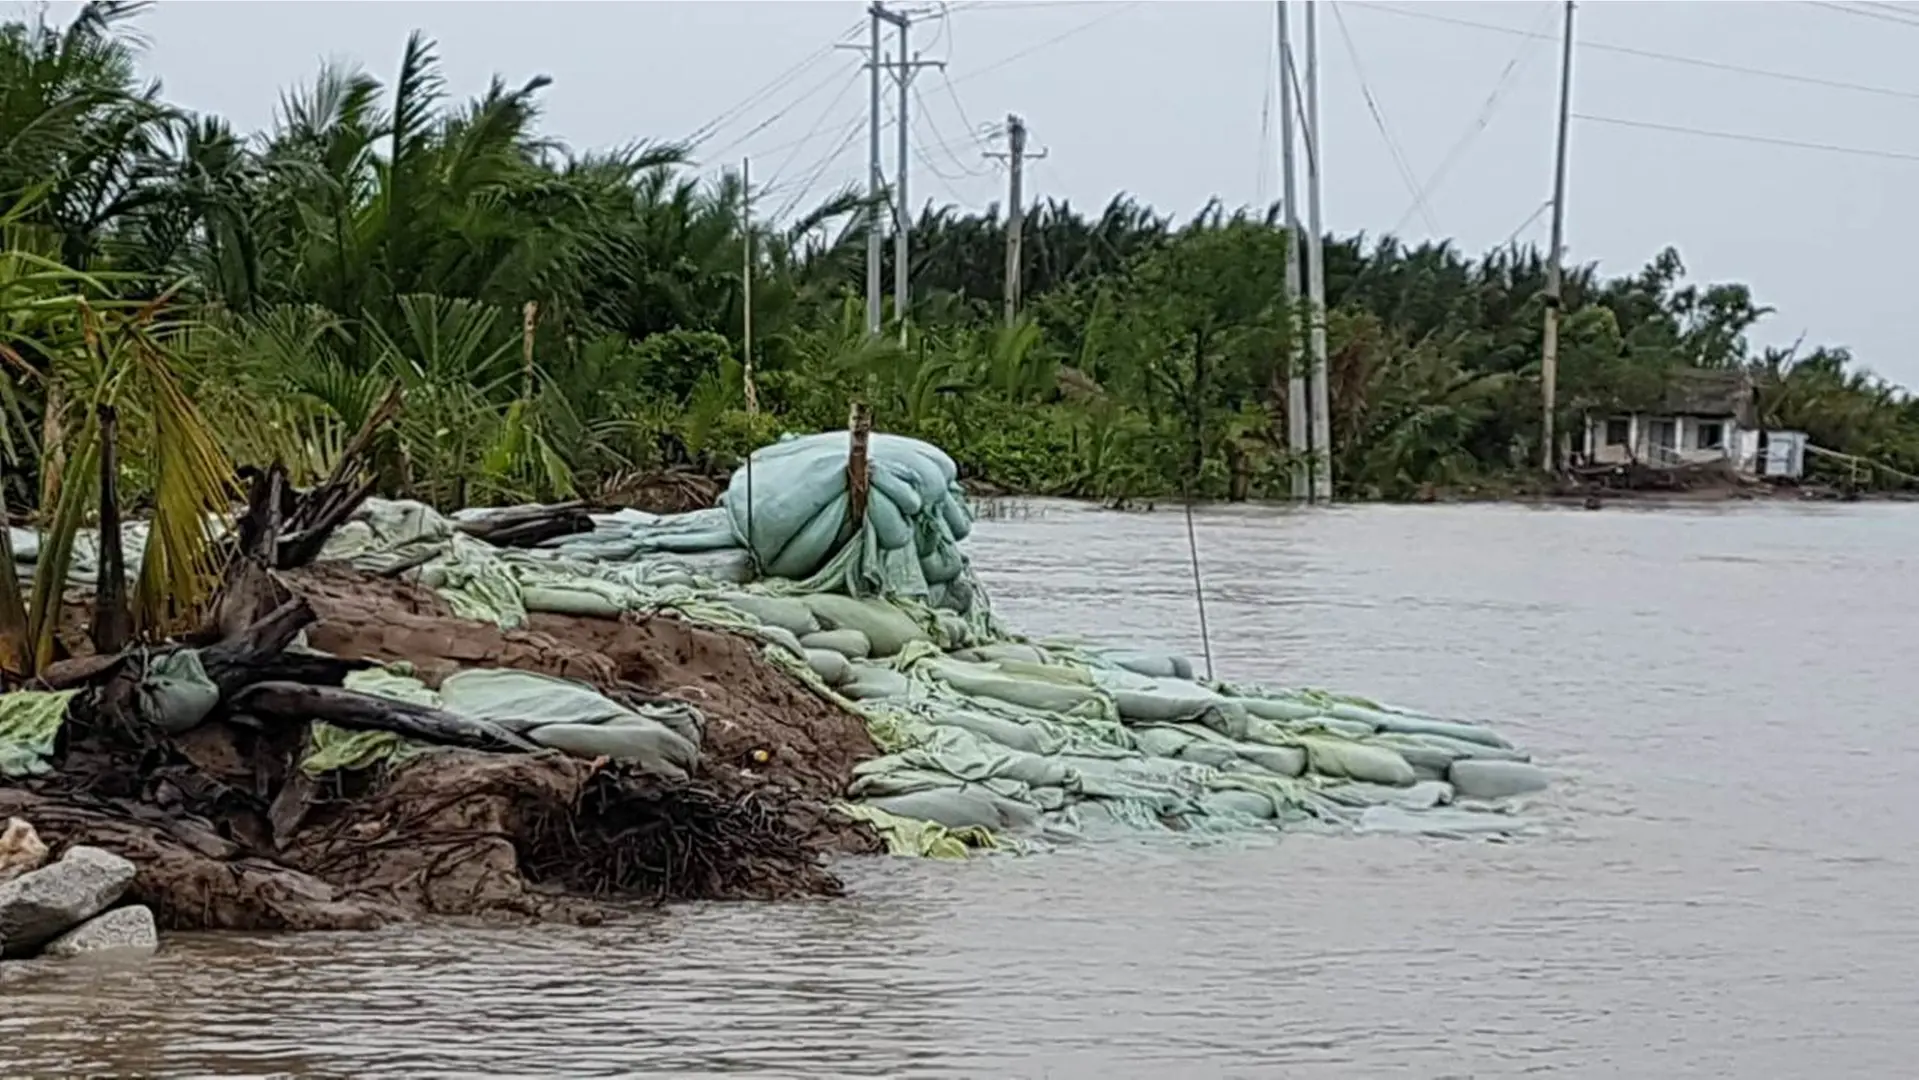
771,115,870,223
911,79,991,180
681,21,865,147
1392,1,1558,235
708,66,864,160
1501,199,1553,248
1576,112,1919,163
1328,2,1440,234
1352,1,1919,105
1802,0,1919,28
761,69,867,190
950,2,1140,87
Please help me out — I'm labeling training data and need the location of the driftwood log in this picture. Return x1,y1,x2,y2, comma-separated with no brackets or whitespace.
234,682,539,754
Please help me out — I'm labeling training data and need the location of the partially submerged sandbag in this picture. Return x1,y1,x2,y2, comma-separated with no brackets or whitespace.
1295,735,1417,786
1101,649,1195,681
1448,759,1549,800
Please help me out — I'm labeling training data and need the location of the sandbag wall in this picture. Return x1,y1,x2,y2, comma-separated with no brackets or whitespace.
5,430,1550,853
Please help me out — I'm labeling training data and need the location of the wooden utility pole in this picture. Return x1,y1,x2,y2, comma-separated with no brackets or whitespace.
741,157,757,414
986,114,1046,326
1541,0,1576,473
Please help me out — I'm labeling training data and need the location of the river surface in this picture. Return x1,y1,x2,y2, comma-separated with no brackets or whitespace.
8,501,1918,1078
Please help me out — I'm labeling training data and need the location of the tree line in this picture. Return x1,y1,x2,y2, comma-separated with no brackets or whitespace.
4,2,1913,524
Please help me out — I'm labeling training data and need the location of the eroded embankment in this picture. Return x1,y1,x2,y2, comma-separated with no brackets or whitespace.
5,565,882,932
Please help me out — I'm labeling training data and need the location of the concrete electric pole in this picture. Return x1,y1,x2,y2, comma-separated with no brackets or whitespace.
861,3,942,338
1541,0,1576,473
985,114,1047,326
1278,3,1308,502
1304,1,1331,503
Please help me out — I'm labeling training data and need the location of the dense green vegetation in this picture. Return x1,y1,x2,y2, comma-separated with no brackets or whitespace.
5,3,1917,521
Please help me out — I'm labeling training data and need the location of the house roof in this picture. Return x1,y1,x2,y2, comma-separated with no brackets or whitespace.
1659,367,1754,422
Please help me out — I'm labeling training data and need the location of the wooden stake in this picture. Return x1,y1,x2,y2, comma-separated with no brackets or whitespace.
846,402,873,530
91,405,130,655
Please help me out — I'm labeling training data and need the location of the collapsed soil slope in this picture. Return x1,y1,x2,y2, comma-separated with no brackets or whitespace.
7,563,883,932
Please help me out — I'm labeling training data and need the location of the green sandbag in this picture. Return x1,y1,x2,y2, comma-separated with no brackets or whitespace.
1198,790,1279,821
135,649,220,734
930,708,1046,755
800,628,872,659
1234,743,1306,777
1174,740,1240,769
1104,650,1195,681
1130,726,1195,759
1235,697,1327,722
1295,716,1376,740
1296,734,1417,786
1405,731,1531,763
1317,779,1455,811
757,625,807,661
0,690,76,779
521,583,627,619
805,648,851,686
953,642,1050,666
929,659,1105,715
766,492,851,579
1333,704,1514,750
866,788,1025,832
803,593,931,657
1449,759,1549,799
526,723,697,782
842,664,913,701
718,593,821,637
1369,735,1458,779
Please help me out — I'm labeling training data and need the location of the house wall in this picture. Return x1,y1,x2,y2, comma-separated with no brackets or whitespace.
1584,413,1740,467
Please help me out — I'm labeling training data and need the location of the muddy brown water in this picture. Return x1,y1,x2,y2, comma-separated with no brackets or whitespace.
8,501,1917,1078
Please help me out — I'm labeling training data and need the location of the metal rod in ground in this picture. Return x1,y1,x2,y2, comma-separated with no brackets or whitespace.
1182,496,1215,683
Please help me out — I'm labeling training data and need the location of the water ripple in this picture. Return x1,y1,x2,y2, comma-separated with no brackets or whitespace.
10,502,1919,1077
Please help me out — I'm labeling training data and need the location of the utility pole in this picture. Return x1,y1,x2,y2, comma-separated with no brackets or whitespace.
1541,0,1576,474
1304,1,1331,503
985,114,1047,325
862,4,940,339
742,156,757,414
866,6,884,337
1278,2,1308,502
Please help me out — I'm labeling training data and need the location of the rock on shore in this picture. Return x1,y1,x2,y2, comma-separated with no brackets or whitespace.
0,824,156,960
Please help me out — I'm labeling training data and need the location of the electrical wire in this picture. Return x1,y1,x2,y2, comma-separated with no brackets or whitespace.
1501,199,1554,249
1391,1,1558,235
771,115,870,223
758,69,866,190
1327,2,1440,234
930,5,999,148
707,66,864,161
1576,112,1919,163
1801,0,1919,28
1354,1,1919,105
950,2,1140,87
911,79,992,179
680,19,865,148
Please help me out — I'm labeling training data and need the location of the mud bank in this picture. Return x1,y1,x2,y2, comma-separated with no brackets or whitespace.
3,472,882,934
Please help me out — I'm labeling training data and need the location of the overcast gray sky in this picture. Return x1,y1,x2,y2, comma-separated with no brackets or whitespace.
33,0,1919,385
